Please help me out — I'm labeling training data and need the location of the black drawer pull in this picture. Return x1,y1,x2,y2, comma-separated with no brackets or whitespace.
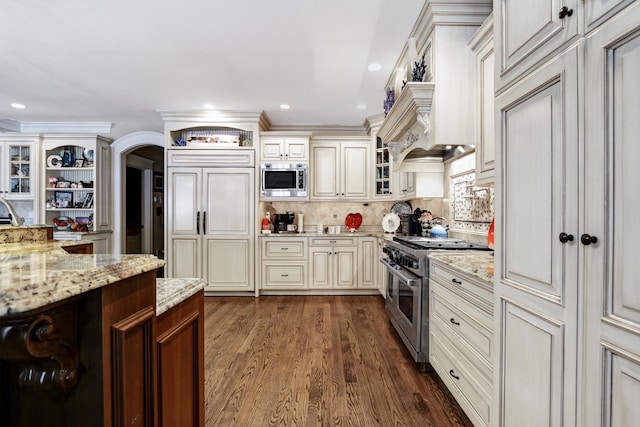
450,318,460,326
281,274,289,277
281,247,289,250
449,370,460,380
452,278,462,285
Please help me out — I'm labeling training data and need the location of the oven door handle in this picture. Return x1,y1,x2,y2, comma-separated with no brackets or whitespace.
380,258,420,285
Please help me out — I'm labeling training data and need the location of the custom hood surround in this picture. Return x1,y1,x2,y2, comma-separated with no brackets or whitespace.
377,1,491,169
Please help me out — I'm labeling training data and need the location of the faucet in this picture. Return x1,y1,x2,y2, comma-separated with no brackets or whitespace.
0,197,24,226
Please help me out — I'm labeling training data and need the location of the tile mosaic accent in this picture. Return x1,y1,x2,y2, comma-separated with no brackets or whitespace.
450,172,494,235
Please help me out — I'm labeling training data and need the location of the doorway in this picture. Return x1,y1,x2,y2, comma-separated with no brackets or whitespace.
111,131,164,257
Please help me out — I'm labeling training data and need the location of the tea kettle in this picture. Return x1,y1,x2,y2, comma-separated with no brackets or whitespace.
430,224,449,238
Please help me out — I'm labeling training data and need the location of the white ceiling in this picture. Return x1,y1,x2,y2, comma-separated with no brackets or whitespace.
0,0,425,133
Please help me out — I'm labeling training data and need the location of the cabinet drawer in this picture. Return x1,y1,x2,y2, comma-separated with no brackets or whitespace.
309,237,355,246
430,262,493,311
262,239,306,258
430,283,493,377
430,324,492,427
261,263,307,289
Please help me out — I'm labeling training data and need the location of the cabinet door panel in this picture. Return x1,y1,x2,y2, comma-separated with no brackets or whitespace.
500,300,564,427
584,9,640,424
498,48,579,304
171,238,199,278
609,353,640,426
335,248,356,288
309,248,331,288
204,168,254,235
311,145,338,199
496,46,580,427
169,168,201,235
496,0,579,89
262,140,283,160
204,238,252,291
342,145,369,199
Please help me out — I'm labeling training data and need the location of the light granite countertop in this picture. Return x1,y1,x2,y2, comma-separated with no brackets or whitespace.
156,277,206,316
0,253,165,317
429,251,495,283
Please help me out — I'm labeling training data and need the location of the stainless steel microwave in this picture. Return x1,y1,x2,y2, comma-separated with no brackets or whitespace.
260,163,308,198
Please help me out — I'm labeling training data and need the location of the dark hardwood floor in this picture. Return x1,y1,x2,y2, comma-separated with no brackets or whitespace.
204,295,473,427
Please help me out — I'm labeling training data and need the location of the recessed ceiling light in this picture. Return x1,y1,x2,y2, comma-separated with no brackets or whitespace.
280,104,290,110
368,63,382,72
356,104,367,110
10,103,26,109
203,103,215,109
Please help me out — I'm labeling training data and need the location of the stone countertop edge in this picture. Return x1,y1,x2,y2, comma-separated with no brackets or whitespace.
258,231,387,238
428,251,495,283
0,254,165,317
156,278,206,316
0,240,94,255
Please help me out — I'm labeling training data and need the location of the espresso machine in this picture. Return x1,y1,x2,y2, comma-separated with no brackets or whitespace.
274,211,295,233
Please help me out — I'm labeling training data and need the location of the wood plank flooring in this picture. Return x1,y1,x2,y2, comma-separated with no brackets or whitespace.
204,295,473,427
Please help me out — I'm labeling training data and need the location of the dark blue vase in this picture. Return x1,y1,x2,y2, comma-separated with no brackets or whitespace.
62,147,75,167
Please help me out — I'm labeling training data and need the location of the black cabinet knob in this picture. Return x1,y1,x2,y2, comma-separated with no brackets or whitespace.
559,6,573,19
581,234,598,246
559,232,574,243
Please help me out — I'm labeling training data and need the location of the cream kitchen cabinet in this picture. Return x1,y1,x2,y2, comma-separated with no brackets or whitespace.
167,149,255,293
376,238,387,297
260,237,308,290
469,15,495,186
310,137,370,201
260,132,310,162
0,134,39,200
358,237,377,290
0,134,40,224
494,44,581,427
429,257,493,427
394,170,415,199
42,134,112,232
309,237,357,289
582,5,640,425
494,0,581,92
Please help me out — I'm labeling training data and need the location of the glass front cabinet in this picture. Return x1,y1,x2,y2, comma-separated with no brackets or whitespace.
374,136,392,198
0,134,40,223
42,135,112,232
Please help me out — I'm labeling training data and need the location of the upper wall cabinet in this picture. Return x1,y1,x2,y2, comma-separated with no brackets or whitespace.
585,0,637,32
260,131,310,162
469,14,495,186
0,134,40,201
494,0,581,92
310,137,370,201
0,134,40,224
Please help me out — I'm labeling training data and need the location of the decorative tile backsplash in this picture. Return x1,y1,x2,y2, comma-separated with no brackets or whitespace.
450,171,494,234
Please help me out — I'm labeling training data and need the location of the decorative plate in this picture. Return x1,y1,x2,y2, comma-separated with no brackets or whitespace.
382,212,401,233
390,201,412,216
345,213,363,232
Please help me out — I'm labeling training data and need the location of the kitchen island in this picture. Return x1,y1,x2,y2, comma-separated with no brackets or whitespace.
0,243,205,426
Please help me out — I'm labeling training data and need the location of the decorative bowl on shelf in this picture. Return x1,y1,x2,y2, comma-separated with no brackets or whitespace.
53,216,73,230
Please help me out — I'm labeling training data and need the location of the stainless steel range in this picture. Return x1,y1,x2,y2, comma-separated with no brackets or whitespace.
381,235,490,364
